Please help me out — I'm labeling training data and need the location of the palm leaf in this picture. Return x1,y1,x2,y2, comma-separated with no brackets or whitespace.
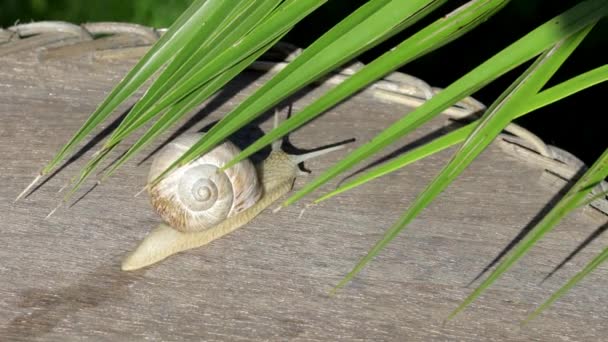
123,0,329,133
523,64,608,115
106,0,280,142
331,20,596,295
313,125,474,204
18,0,250,200
147,0,450,187
38,0,219,176
280,0,607,207
102,0,396,152
451,146,608,318
313,63,607,204
219,0,510,171
44,0,328,202
101,36,282,181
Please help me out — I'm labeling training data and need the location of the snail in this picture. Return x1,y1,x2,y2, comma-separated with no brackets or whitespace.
121,113,345,271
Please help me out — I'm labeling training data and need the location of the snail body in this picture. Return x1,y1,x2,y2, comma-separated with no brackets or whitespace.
122,115,342,271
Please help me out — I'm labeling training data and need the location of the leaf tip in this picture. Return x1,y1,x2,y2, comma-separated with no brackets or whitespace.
135,185,149,198
46,201,63,220
15,173,42,202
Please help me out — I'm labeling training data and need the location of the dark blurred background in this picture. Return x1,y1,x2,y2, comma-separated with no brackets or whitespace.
1,0,605,165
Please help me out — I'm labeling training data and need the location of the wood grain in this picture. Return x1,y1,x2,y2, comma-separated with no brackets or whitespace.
1,35,607,341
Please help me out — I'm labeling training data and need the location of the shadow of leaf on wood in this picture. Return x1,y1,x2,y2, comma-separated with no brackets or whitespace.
466,167,588,288
337,122,462,188
540,221,608,284
1,263,142,340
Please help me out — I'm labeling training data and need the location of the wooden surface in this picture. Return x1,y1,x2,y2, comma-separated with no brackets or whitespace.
1,32,607,341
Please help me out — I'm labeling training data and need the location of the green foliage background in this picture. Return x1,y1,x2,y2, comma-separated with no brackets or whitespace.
1,0,193,27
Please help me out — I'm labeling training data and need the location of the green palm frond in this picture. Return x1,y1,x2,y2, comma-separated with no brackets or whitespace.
100,38,279,181
147,0,452,187
219,0,510,172
331,20,598,296
17,0,250,200
313,63,608,204
280,0,607,207
21,0,331,203
40,0,216,176
452,146,608,319
105,0,283,143
103,0,326,146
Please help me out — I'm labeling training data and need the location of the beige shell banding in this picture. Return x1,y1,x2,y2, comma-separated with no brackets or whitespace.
147,133,262,233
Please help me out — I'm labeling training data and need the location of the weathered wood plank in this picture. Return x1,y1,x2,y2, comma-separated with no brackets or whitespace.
1,32,606,341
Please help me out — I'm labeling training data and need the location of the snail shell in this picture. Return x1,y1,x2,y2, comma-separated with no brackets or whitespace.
122,112,346,271
147,133,262,233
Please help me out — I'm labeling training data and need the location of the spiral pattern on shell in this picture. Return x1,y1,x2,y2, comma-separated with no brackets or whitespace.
147,133,262,233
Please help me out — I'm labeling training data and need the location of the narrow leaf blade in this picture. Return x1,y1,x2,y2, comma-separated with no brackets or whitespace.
283,0,607,207
525,246,608,322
